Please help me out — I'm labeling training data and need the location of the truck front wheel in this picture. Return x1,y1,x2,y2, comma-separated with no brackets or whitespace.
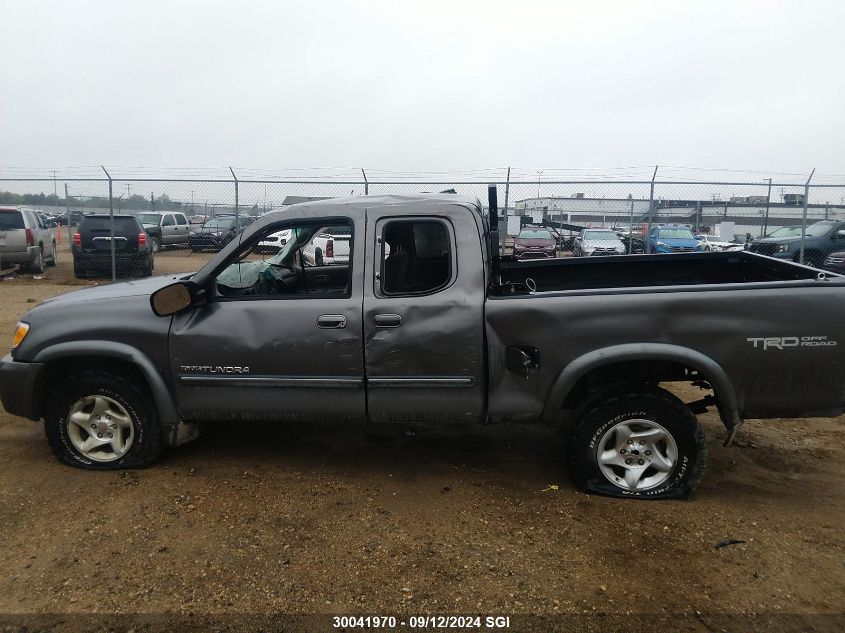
567,387,707,500
44,370,164,470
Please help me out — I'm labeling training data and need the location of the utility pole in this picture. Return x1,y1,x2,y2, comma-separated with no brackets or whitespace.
150,191,155,211
126,183,131,199
361,168,368,195
51,170,57,211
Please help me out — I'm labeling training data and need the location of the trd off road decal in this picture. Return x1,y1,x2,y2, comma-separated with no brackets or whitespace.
746,336,837,350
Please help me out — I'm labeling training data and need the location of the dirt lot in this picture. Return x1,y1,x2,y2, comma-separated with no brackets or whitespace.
0,242,843,632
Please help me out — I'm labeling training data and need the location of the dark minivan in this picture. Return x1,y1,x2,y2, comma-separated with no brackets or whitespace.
72,214,154,278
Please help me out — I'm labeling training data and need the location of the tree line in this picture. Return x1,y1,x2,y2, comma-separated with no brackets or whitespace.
0,190,181,211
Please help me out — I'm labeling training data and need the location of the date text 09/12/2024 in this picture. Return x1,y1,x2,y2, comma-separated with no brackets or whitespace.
332,615,511,629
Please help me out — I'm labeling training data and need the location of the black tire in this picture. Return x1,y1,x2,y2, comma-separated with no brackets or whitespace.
805,252,823,268
150,237,161,254
315,248,324,266
190,244,201,253
73,262,85,278
29,249,45,274
46,242,57,267
567,387,707,500
44,370,164,470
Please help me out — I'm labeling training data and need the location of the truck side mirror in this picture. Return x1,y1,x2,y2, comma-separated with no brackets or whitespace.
836,229,845,239
150,282,200,317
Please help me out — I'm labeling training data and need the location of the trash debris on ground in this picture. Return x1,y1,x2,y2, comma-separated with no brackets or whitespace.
715,539,747,549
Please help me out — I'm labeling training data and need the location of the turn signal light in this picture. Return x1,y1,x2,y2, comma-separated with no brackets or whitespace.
11,322,29,350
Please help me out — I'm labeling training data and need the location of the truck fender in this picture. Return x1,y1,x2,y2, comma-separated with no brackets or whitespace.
33,341,182,429
541,343,741,432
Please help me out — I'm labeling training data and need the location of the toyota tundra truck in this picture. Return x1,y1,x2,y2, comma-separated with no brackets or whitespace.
2,191,844,499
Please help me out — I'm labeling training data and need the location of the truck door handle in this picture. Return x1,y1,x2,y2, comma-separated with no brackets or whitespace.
374,314,402,328
317,314,346,329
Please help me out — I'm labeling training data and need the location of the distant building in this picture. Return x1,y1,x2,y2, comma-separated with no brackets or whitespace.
782,193,806,206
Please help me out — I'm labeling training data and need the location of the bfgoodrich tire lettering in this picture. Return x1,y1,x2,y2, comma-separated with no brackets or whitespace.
44,370,164,470
568,387,707,500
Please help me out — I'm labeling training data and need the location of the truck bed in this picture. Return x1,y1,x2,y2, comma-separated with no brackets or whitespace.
497,251,830,294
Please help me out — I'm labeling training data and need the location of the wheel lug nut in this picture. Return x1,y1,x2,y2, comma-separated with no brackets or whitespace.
645,450,652,456
620,449,627,454
107,433,113,438
106,415,111,420
639,440,645,445
111,424,117,429
625,458,632,465
96,415,101,420
90,423,97,429
638,459,644,465
626,440,633,445
97,433,103,438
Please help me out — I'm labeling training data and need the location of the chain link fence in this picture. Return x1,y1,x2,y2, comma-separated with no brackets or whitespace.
1,168,844,280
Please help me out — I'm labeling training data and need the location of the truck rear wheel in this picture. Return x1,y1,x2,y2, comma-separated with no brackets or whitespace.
44,370,164,470
567,387,707,500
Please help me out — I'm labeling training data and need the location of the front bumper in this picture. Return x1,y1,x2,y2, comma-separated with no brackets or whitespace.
514,250,555,259
0,354,43,420
189,234,229,250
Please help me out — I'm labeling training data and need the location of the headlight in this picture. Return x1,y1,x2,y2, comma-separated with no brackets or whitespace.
11,322,29,349
775,244,790,253
656,241,668,248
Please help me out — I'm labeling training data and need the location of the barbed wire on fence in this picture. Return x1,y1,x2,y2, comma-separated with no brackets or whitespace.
2,166,844,280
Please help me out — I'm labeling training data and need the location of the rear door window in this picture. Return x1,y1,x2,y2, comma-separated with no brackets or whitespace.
0,210,25,230
175,214,187,225
380,219,453,296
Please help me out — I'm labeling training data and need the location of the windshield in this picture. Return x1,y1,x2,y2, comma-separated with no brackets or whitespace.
804,222,838,237
582,230,619,241
518,229,552,239
203,218,235,230
767,226,801,238
137,214,161,225
657,228,694,240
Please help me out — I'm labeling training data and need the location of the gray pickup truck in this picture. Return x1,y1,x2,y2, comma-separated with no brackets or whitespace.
2,192,844,499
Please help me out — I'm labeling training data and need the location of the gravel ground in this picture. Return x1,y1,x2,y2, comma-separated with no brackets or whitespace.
0,245,843,632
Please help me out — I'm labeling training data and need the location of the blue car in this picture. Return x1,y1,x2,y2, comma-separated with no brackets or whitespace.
647,226,704,254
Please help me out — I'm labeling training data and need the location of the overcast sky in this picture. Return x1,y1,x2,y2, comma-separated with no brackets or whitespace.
2,0,844,177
